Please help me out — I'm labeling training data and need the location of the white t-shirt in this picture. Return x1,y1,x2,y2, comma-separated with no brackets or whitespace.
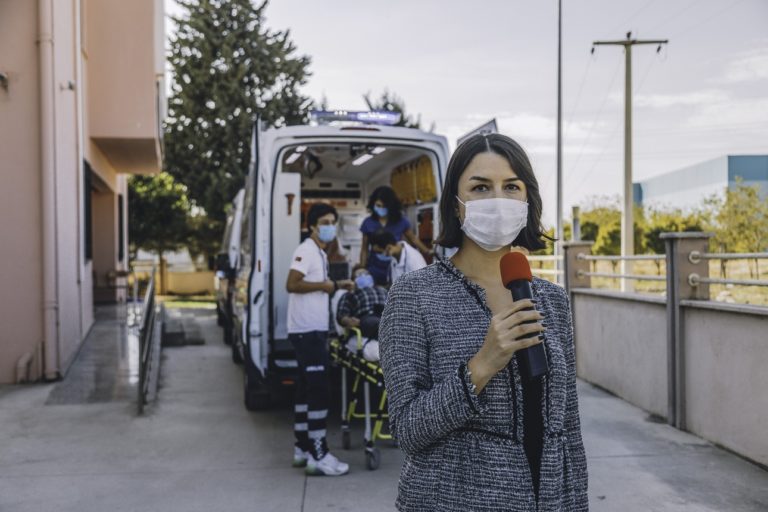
390,241,427,284
287,238,330,333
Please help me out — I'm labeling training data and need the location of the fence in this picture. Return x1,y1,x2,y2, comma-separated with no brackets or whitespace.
137,269,157,415
562,233,768,467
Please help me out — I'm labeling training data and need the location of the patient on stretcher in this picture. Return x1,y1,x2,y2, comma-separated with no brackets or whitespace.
336,266,387,361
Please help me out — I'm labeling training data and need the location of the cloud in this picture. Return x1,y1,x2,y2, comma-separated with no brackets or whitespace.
633,89,729,108
721,47,768,83
440,113,610,155
685,97,768,128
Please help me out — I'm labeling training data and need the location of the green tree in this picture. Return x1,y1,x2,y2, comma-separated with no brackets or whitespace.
578,196,645,255
643,207,706,273
165,0,313,259
128,173,191,292
363,89,421,129
644,207,706,253
705,179,768,278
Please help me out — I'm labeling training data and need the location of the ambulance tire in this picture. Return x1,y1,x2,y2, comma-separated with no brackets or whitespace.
244,363,271,411
231,338,243,364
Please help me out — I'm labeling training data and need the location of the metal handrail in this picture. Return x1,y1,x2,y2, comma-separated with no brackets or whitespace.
578,253,665,262
688,273,768,288
137,269,157,415
528,255,563,262
579,270,666,282
689,251,768,264
532,268,564,275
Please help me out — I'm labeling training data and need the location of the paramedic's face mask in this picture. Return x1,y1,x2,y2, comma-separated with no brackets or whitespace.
314,214,337,243
374,201,388,218
373,249,392,263
455,152,530,252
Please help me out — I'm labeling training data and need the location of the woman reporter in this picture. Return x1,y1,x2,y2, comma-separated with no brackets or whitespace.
379,134,588,511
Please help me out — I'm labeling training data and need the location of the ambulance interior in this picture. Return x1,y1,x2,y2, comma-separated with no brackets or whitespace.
270,142,440,340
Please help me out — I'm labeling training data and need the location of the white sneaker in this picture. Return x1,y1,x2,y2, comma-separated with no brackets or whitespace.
292,446,309,468
305,451,350,476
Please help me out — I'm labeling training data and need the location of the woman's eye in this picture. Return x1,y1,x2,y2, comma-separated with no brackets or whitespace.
506,184,520,191
471,185,489,192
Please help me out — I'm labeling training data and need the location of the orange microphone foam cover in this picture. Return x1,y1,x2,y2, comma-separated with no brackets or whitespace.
500,251,533,287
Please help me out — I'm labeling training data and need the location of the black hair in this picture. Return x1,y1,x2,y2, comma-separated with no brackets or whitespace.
306,202,338,229
435,133,552,251
369,228,397,249
367,186,403,222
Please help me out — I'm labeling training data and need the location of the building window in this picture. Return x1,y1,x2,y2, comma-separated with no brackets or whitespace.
118,194,125,262
84,161,93,261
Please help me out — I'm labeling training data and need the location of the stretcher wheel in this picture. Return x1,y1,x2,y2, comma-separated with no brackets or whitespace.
366,448,381,471
342,430,351,450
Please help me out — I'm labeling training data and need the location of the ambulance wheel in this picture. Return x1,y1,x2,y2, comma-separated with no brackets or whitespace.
231,339,243,365
366,448,381,471
216,305,225,327
244,366,271,411
342,430,351,450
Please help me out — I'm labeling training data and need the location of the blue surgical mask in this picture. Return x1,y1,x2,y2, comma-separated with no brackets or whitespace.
355,274,374,289
374,206,388,218
375,252,392,263
317,224,336,243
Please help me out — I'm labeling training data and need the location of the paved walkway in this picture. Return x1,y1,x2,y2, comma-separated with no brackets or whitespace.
0,306,766,511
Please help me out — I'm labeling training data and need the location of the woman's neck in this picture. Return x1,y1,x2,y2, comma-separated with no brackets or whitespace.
451,240,508,284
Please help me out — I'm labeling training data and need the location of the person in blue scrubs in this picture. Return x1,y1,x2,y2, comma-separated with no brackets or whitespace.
359,186,432,286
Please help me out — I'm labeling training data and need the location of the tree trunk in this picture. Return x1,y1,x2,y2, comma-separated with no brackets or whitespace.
158,251,167,295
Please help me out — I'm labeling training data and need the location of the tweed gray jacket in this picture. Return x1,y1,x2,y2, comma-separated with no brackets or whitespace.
379,258,588,512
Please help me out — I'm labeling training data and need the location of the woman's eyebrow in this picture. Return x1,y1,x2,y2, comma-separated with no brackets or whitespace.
468,176,522,182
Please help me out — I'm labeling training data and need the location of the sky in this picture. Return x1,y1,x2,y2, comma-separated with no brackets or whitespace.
165,0,768,227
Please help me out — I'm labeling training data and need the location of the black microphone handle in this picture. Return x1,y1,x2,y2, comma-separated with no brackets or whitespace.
507,280,549,380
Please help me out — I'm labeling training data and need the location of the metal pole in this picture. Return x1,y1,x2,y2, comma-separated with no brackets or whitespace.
555,0,563,284
592,33,668,293
572,206,581,241
622,43,634,292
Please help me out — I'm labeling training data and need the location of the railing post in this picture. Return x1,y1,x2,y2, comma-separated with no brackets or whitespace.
661,232,713,430
571,206,581,242
562,241,593,294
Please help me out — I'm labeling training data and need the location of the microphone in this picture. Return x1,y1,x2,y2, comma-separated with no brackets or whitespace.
500,252,549,380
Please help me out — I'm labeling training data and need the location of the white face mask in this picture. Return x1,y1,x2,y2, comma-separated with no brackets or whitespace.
457,196,529,252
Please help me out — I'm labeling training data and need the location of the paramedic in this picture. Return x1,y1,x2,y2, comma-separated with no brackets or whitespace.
286,203,353,477
369,229,427,285
359,186,432,286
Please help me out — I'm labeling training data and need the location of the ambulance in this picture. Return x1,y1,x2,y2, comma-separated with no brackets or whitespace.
231,111,450,409
214,188,244,358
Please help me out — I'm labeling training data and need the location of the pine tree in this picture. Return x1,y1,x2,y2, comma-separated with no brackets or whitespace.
165,0,313,258
364,89,421,129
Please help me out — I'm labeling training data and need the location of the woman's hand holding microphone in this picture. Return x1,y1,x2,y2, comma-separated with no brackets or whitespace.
467,299,545,395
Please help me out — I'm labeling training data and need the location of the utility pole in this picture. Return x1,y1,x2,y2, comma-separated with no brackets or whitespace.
592,32,667,291
555,0,563,284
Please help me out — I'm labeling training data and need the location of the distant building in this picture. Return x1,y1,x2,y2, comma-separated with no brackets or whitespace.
633,155,768,210
0,0,165,384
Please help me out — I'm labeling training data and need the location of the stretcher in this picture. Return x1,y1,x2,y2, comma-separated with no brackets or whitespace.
329,326,391,470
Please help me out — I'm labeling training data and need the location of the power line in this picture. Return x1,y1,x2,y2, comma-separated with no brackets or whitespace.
567,57,623,178
564,57,594,139
607,0,658,35
669,0,748,39
645,0,699,34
